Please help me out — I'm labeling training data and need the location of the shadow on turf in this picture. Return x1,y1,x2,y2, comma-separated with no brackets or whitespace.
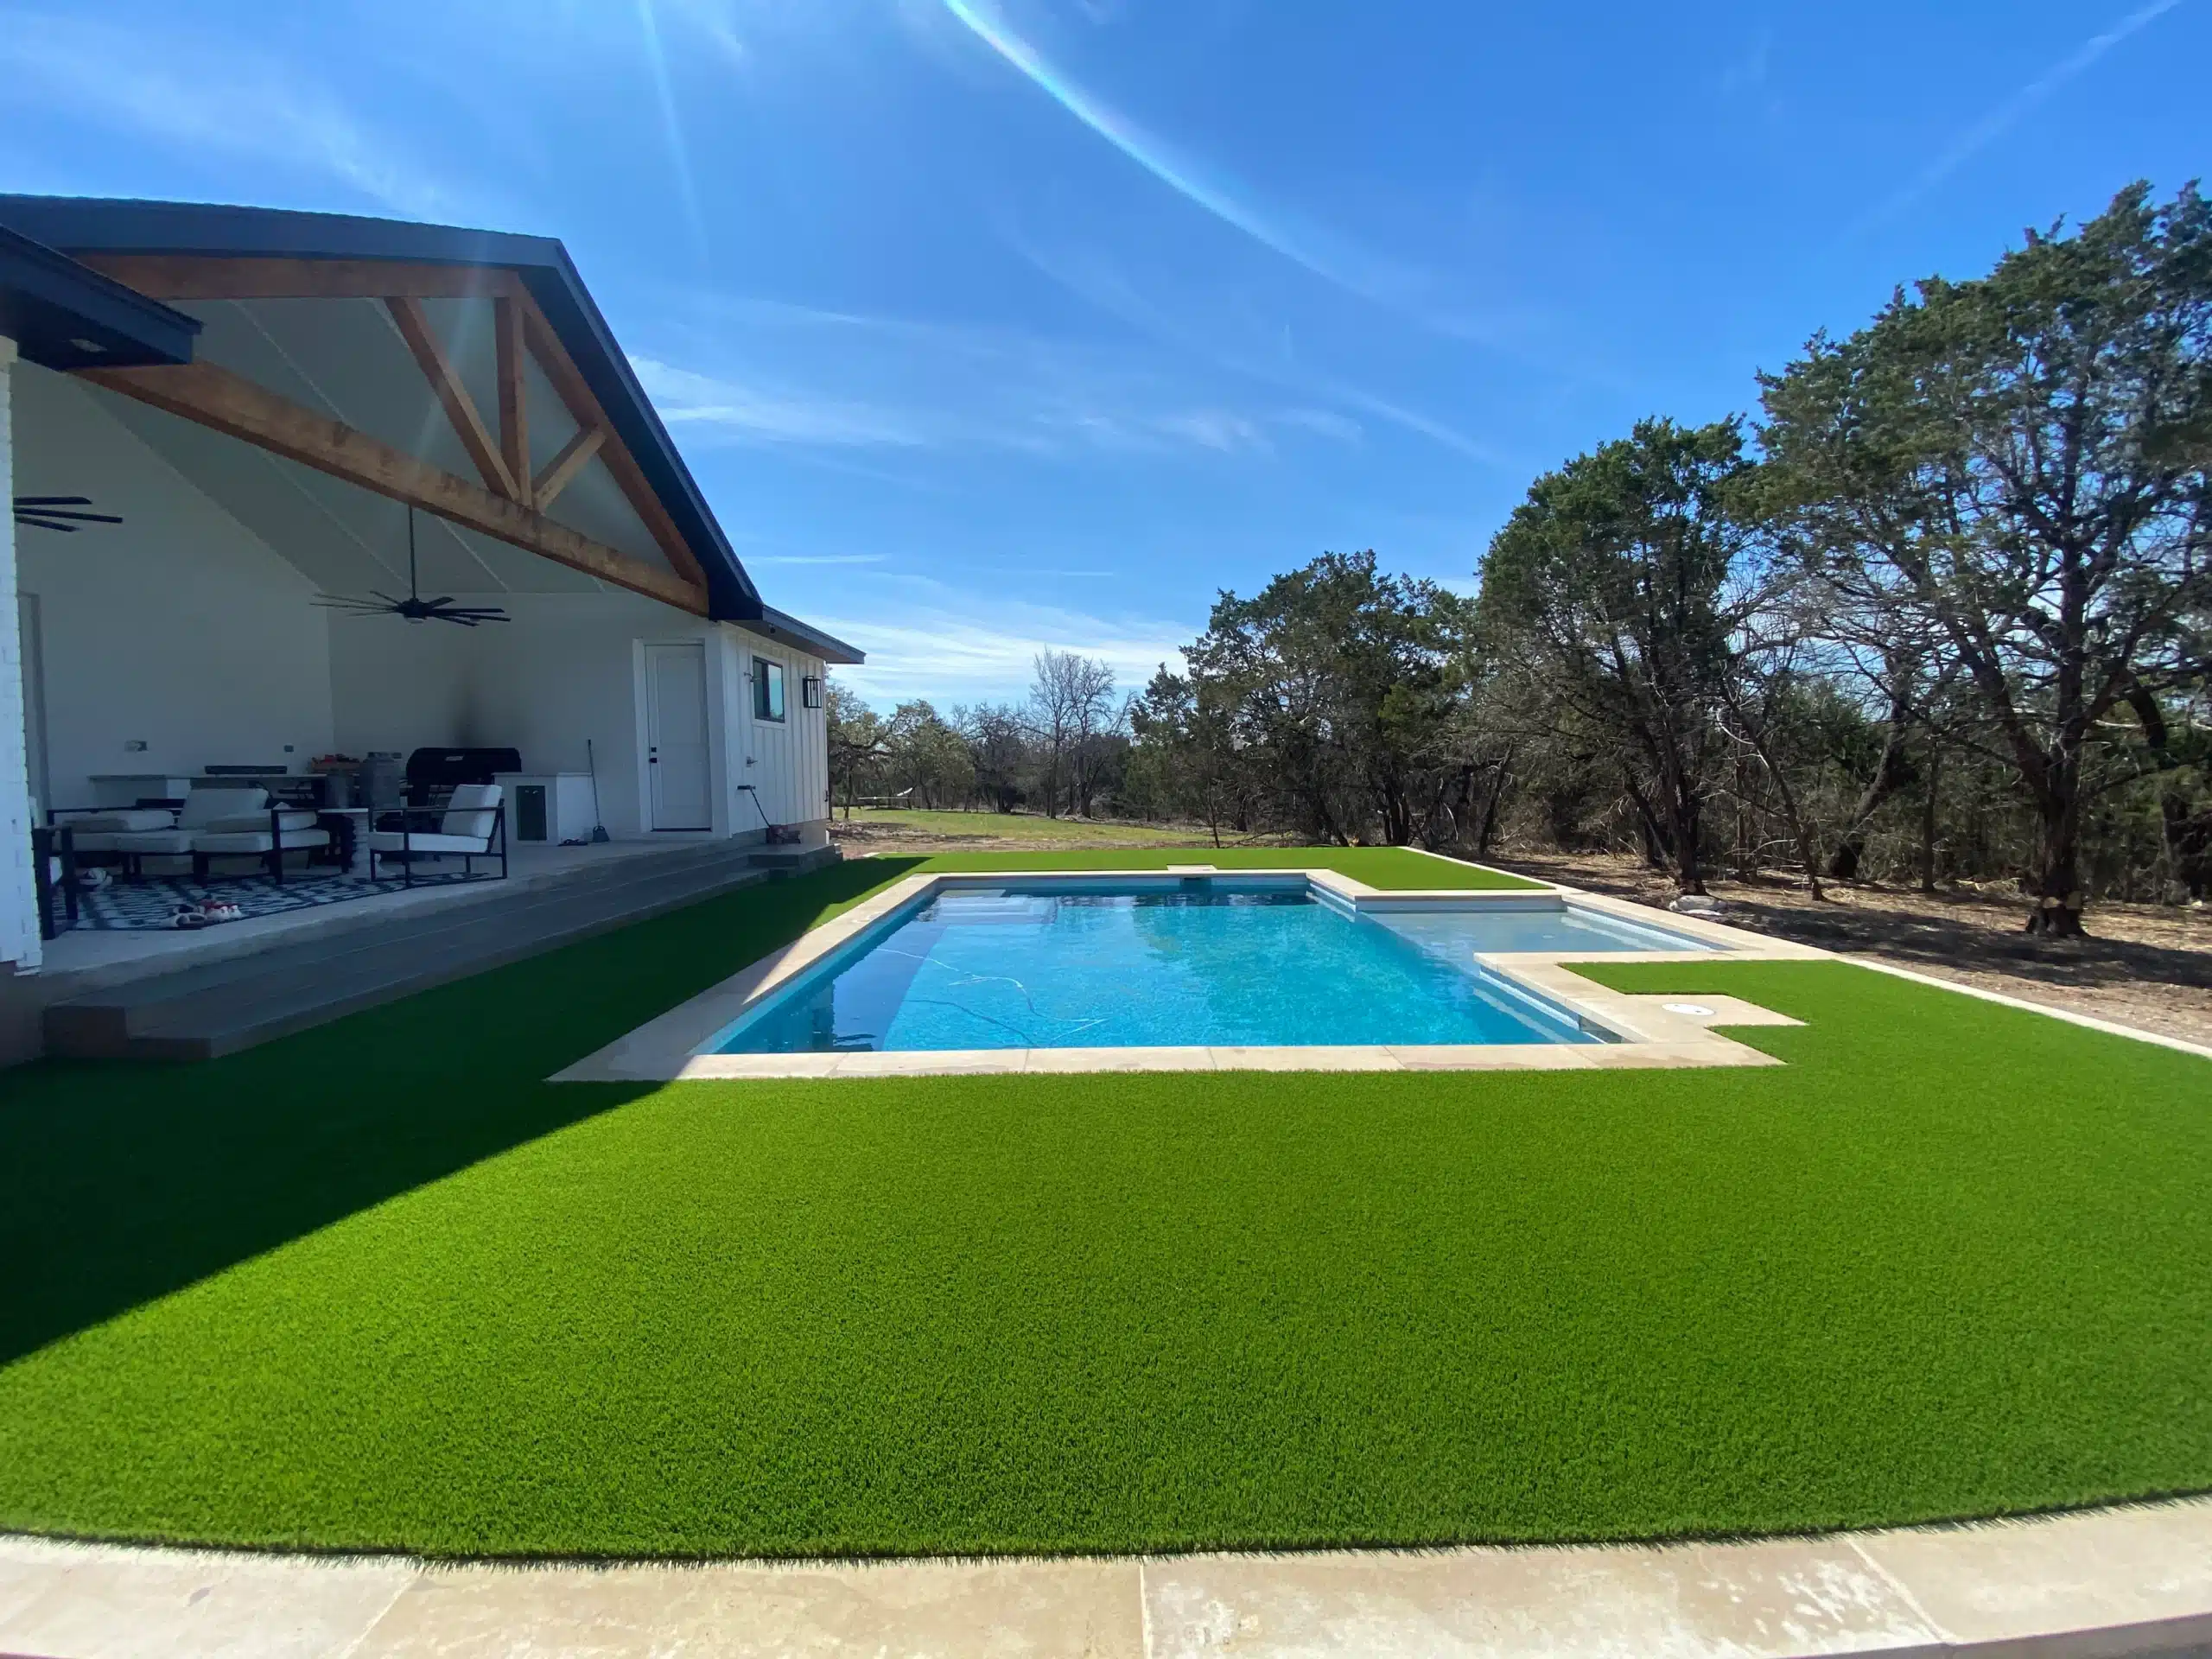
0,857,924,1370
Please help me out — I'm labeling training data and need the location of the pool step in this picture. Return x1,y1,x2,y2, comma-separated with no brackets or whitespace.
45,842,839,1062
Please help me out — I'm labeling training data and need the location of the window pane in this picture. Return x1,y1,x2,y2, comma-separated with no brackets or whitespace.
755,658,785,721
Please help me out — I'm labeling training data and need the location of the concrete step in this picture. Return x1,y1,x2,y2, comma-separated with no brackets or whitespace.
48,841,837,1061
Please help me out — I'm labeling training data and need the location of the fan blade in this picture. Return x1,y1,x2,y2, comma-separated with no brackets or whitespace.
16,517,79,533
11,495,93,506
367,591,404,607
16,508,121,524
421,596,455,609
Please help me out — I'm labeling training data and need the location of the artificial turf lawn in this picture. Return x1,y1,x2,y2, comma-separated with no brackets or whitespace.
899,843,1547,887
0,857,2207,1559
842,808,1204,845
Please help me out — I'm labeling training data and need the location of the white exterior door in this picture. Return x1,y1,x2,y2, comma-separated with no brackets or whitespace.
644,642,711,831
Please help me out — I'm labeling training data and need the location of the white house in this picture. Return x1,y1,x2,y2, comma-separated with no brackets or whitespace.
0,197,857,979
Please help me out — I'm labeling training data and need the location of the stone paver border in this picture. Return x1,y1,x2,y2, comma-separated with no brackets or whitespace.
4,1496,2209,1656
554,862,1827,1084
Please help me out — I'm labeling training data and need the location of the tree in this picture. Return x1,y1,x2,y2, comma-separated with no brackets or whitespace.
1127,666,1243,844
886,700,974,808
1761,182,2212,935
1479,416,1761,894
1174,551,1474,845
957,702,1031,813
1027,649,1115,817
825,682,897,820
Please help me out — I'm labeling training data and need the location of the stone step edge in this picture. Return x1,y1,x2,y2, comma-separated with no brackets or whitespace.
47,866,776,1059
48,857,775,1020
0,1496,2207,1657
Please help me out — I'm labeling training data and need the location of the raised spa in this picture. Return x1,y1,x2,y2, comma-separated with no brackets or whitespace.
710,878,1716,1055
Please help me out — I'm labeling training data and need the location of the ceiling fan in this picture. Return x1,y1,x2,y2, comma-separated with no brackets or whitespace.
315,505,508,626
13,495,121,533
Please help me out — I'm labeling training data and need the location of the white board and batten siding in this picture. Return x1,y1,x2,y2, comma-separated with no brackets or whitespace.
0,340,40,971
723,626,829,844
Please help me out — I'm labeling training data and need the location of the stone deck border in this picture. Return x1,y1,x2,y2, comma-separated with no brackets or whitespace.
554,862,1827,1084
4,1496,2210,1656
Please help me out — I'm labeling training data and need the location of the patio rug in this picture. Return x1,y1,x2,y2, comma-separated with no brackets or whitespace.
64,870,493,931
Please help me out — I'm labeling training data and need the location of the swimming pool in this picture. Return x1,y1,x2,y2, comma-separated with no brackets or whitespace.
711,879,1714,1055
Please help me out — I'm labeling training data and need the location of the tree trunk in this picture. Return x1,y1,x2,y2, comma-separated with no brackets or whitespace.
1917,746,1940,893
1829,673,1917,880
2024,766,2088,937
1622,771,1672,870
1475,749,1512,856
1668,782,1707,895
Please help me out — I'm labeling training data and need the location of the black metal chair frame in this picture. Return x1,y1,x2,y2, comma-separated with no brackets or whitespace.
367,802,509,887
190,804,327,887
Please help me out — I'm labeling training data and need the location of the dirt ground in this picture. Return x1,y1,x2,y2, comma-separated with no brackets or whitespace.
1492,850,2212,1050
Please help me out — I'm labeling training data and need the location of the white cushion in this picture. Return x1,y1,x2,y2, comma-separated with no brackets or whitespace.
368,831,490,855
441,784,502,841
202,810,319,834
108,830,198,854
67,808,176,833
191,829,331,854
179,788,268,829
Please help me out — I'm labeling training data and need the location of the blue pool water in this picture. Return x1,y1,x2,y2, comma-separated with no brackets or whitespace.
713,881,1711,1055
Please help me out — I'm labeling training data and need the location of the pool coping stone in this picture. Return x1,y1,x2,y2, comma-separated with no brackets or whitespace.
551,862,1815,1084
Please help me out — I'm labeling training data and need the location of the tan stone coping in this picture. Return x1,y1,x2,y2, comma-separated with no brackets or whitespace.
4,1496,2210,1656
551,864,1825,1084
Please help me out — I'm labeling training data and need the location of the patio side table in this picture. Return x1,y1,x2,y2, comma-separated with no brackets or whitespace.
318,808,373,879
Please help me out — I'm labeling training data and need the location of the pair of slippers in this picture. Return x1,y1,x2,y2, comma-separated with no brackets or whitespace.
169,900,244,930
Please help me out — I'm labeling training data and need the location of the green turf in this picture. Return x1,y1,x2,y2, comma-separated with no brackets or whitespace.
842,808,1203,844
0,856,2206,1560
898,844,1546,888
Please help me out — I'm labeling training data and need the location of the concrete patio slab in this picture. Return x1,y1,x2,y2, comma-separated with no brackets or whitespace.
349,1556,1147,1659
1141,1533,1943,1658
0,1535,415,1659
7,1498,2212,1657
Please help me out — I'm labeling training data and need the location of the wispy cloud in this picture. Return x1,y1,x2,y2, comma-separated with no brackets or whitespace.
817,581,1194,706
1004,232,1509,464
938,0,1462,330
0,12,455,216
633,320,1353,460
634,356,937,448
1855,0,2183,232
749,552,893,566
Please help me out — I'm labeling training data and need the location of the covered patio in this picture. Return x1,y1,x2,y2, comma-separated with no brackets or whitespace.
0,196,856,1059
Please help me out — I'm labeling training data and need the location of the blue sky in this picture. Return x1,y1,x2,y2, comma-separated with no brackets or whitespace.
2,1,2202,708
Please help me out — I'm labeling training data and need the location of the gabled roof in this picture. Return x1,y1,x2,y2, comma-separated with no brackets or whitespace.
0,223,199,372
0,195,862,664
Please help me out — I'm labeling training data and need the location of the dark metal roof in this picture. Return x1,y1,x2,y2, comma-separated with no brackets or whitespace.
0,223,199,372
755,605,863,666
0,195,858,660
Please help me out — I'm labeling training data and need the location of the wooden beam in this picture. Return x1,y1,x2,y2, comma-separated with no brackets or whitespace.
518,297,713,594
494,296,531,510
531,424,605,512
76,255,523,302
81,362,709,615
386,296,518,502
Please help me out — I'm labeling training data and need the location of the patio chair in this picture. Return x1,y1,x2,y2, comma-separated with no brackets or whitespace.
366,784,508,887
75,789,329,884
189,797,332,886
